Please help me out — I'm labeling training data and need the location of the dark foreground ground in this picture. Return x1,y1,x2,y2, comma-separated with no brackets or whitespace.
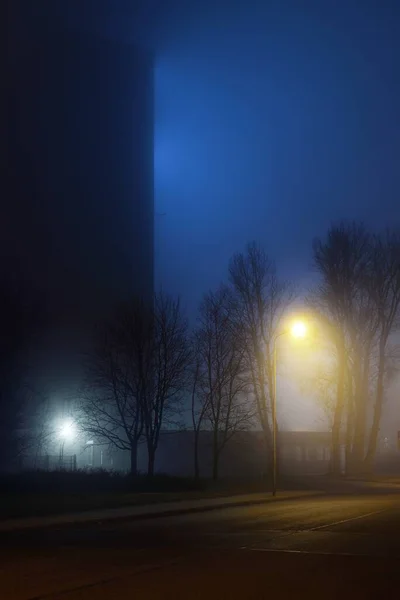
0,472,304,519
2,491,400,599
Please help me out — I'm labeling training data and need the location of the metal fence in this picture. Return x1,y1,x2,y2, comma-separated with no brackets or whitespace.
22,454,77,471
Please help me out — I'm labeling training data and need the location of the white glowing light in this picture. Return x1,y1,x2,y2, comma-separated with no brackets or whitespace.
290,320,307,339
58,419,76,442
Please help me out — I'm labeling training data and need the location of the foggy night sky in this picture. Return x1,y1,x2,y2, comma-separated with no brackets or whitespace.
19,1,400,429
154,0,400,313
44,0,400,310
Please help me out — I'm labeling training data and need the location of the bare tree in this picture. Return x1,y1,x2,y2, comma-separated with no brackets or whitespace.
310,223,400,474
190,333,209,480
305,296,349,474
229,243,294,475
142,293,191,476
79,294,190,476
77,299,151,475
311,223,376,474
196,286,252,480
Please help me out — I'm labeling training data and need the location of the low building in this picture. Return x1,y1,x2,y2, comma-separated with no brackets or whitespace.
23,430,333,477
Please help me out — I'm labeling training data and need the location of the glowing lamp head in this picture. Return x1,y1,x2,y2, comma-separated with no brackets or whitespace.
290,320,307,339
59,419,76,442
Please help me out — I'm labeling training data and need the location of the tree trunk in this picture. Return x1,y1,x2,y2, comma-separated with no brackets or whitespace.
364,341,385,471
212,428,219,481
212,452,219,481
194,428,200,480
349,350,367,474
345,371,354,475
130,442,138,476
147,447,155,476
330,341,345,475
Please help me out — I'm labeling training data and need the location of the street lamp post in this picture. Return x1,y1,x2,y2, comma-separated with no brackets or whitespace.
271,320,307,497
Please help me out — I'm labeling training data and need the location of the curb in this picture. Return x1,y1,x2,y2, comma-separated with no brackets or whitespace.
91,491,324,525
0,491,323,534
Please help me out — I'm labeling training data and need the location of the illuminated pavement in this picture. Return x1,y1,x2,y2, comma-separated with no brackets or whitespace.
1,493,400,599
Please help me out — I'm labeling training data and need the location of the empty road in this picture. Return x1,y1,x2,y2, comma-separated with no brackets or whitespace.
2,492,400,599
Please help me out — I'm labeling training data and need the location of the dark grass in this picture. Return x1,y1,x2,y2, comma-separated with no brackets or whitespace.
0,470,314,520
0,470,207,519
0,469,206,495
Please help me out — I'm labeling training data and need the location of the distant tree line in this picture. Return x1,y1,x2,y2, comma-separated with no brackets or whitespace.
3,222,400,479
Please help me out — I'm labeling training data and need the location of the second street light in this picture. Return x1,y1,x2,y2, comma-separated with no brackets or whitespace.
271,319,308,497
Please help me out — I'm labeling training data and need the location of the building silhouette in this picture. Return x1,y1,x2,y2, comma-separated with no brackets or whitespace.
5,4,154,420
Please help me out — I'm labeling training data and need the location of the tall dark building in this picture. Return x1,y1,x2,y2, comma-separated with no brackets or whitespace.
5,5,154,397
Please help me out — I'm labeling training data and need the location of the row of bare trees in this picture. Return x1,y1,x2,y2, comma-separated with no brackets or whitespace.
77,224,400,478
77,243,294,478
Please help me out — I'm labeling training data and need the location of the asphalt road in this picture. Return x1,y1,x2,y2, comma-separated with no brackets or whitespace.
2,492,400,599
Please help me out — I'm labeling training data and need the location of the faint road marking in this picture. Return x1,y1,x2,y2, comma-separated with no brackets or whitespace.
243,547,400,559
307,509,389,531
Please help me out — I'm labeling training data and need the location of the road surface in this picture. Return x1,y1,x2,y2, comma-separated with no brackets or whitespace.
2,492,400,599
